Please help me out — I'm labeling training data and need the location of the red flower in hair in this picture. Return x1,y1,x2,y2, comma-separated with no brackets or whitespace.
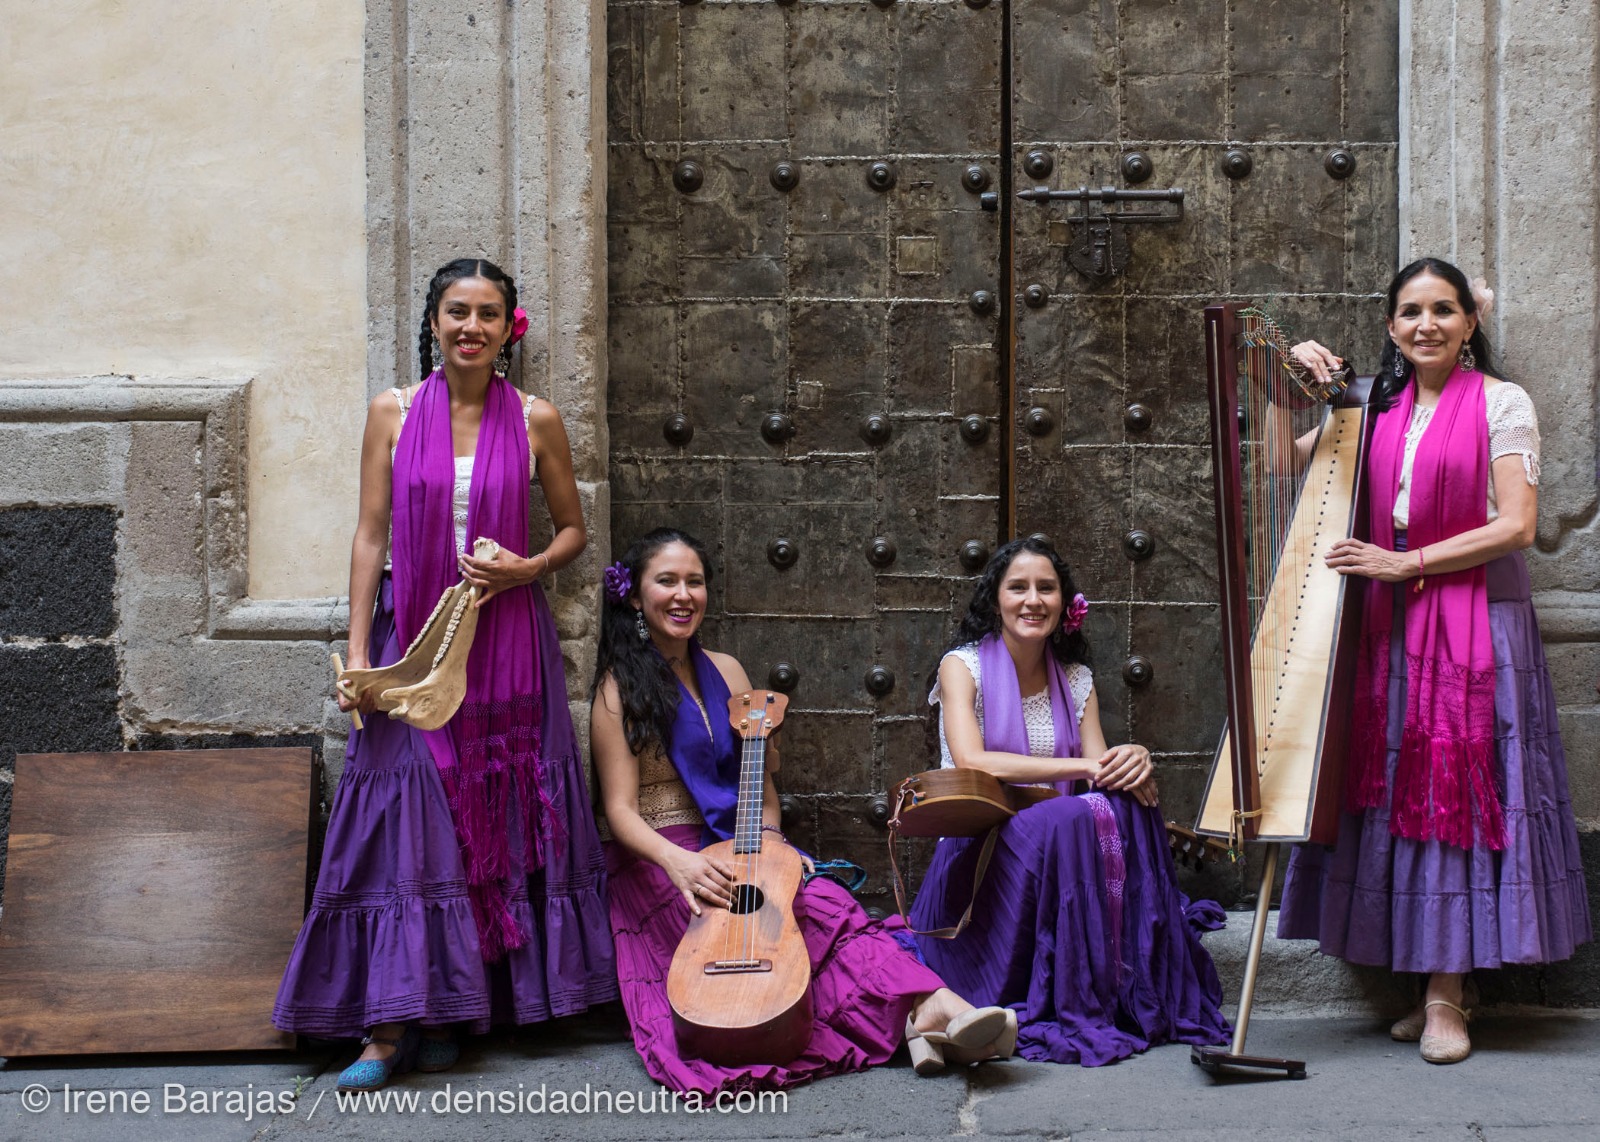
509,307,529,346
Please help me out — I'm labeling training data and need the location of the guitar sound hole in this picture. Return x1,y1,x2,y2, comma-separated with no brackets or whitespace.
727,883,766,915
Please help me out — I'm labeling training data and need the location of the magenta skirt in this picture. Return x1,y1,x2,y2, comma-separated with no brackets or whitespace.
272,576,617,1037
1278,548,1592,972
606,825,946,1095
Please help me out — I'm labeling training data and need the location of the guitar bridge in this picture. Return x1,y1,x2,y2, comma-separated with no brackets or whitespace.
703,959,772,975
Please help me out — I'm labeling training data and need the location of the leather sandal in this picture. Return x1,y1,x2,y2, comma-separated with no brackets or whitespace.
1394,976,1475,1043
929,1005,1010,1052
1419,1000,1472,1064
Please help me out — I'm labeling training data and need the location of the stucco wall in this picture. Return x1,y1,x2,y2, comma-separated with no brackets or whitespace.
0,1,366,601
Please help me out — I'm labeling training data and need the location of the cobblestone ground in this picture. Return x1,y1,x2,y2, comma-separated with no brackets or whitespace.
4,1009,1598,1141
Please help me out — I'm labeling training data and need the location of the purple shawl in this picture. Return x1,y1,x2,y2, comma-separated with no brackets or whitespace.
390,370,558,960
976,633,1081,794
974,633,1124,979
664,641,741,846
1347,366,1504,850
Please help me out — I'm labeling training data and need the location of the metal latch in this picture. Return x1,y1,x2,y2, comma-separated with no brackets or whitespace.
1015,184,1184,281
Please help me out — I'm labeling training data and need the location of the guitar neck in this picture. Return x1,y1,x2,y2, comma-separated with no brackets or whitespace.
732,735,767,854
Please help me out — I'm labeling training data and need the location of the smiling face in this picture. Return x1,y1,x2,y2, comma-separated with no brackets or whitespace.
430,276,512,373
635,541,708,649
995,551,1063,647
1387,271,1477,379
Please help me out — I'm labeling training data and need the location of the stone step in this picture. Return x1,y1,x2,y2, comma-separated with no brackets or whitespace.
1204,909,1412,1016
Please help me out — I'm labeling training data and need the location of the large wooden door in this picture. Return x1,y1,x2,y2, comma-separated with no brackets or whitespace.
606,0,1397,896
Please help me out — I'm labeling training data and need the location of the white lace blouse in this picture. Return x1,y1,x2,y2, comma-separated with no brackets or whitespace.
930,643,1094,769
1393,380,1541,528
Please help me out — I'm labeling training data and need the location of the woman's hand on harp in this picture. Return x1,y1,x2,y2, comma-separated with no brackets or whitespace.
1325,537,1420,583
663,846,736,917
1290,340,1345,387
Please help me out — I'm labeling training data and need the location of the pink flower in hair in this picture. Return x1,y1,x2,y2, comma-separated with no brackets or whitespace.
509,307,529,346
1062,593,1089,634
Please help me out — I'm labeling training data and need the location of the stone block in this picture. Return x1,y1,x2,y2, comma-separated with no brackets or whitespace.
124,420,204,580
0,422,126,508
0,506,117,639
121,639,330,733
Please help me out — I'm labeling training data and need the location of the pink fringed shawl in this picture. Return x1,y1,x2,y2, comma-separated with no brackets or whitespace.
391,371,560,960
1347,367,1505,850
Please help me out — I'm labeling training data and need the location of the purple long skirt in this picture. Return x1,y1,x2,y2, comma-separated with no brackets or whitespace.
272,577,617,1037
1278,548,1592,972
606,825,947,1095
910,792,1231,1066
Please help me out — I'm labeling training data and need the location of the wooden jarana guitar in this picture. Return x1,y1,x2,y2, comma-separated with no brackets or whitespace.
666,689,813,1066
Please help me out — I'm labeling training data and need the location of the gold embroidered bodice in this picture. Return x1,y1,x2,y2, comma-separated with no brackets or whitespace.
596,744,703,840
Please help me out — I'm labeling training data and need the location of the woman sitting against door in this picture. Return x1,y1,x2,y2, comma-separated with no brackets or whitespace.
909,536,1231,1065
591,527,1013,1094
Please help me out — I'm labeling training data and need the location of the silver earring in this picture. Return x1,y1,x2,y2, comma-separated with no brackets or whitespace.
1391,342,1407,378
430,335,443,369
495,342,512,373
1458,342,1477,371
635,610,649,642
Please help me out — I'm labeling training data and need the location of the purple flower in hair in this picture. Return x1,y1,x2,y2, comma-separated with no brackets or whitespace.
1062,592,1089,634
603,561,633,602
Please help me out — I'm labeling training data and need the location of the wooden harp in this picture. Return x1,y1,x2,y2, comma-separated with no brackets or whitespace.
1196,304,1375,850
1191,304,1375,1081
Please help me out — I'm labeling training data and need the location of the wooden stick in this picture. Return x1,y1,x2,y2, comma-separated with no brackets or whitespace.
330,652,364,730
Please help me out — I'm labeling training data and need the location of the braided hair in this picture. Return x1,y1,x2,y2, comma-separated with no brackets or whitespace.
944,535,1091,669
1373,257,1499,412
591,528,715,758
417,258,520,379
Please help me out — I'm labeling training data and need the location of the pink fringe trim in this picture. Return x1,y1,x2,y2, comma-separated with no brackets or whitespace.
437,693,567,963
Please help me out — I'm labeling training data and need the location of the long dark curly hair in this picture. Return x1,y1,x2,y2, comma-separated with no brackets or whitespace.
590,528,714,758
944,535,1091,669
1373,256,1499,412
417,258,519,379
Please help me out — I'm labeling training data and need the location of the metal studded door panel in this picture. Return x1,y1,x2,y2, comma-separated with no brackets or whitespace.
608,0,1399,897
607,0,1004,876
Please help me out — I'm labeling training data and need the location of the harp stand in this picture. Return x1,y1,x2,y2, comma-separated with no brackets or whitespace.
1191,843,1306,1080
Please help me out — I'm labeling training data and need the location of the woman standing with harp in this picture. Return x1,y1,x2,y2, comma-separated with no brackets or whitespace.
1277,258,1590,1063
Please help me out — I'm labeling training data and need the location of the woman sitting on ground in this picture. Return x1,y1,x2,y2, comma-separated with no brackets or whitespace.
591,527,1012,1093
910,535,1231,1065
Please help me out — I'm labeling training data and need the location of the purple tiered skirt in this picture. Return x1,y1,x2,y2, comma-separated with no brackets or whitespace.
1278,548,1591,971
273,577,617,1037
606,825,947,1095
910,792,1231,1066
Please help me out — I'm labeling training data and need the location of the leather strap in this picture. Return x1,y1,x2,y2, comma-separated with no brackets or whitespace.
888,822,999,940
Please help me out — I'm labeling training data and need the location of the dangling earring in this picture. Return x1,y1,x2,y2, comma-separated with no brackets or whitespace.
1391,340,1407,378
430,334,443,371
494,341,512,374
635,609,649,642
1458,341,1477,372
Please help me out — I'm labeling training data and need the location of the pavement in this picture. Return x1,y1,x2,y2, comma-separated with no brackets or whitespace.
4,1006,1598,1142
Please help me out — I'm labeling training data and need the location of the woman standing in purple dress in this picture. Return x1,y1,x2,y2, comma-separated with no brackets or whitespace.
591,528,1013,1094
1279,257,1591,1063
910,536,1231,1066
273,258,617,1088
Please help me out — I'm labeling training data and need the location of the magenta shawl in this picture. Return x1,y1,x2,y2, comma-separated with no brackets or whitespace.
390,371,558,960
1347,367,1505,850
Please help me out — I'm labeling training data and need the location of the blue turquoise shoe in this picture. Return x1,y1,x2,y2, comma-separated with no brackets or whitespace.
336,1026,420,1092
417,1033,460,1073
